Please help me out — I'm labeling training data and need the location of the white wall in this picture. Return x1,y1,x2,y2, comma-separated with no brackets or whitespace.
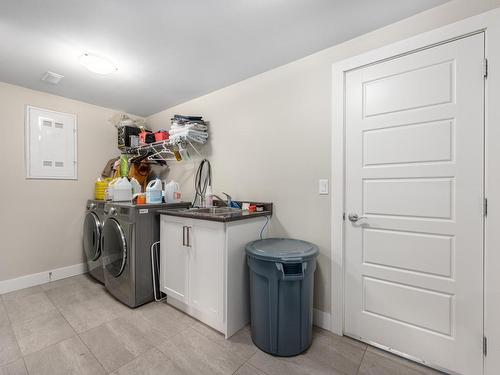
0,82,123,283
147,0,500,316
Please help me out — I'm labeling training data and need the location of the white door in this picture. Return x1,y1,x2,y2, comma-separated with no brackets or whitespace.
344,33,484,375
160,216,189,304
189,220,225,327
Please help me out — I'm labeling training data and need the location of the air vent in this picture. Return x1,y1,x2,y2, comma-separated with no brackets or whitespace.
42,119,53,127
41,71,64,85
54,161,64,167
43,160,53,167
54,122,64,129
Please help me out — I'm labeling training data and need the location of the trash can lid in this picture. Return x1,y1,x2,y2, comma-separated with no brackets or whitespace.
245,238,319,262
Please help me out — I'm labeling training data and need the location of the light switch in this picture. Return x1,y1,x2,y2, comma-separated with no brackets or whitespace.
319,179,329,195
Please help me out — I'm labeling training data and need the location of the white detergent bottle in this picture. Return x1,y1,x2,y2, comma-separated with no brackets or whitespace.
146,178,163,204
164,180,181,204
106,178,119,201
130,177,142,195
113,178,133,202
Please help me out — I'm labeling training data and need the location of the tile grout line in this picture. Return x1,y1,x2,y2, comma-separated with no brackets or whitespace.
20,357,29,375
230,345,258,375
231,361,247,374
356,345,368,375
231,332,265,375
241,352,274,375
75,328,109,373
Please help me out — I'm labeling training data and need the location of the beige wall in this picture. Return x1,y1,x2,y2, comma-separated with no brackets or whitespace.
147,0,500,315
0,82,123,282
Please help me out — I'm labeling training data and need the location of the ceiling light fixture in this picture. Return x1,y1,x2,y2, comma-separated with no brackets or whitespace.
79,53,117,75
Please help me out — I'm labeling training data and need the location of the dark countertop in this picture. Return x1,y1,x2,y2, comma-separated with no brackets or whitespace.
159,201,273,223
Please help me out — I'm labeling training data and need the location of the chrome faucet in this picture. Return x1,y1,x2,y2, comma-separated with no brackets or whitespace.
213,192,232,207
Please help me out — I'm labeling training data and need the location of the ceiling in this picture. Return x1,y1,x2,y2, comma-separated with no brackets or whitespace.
0,0,448,116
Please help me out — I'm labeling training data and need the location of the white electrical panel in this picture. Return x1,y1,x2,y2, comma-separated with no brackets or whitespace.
25,106,77,179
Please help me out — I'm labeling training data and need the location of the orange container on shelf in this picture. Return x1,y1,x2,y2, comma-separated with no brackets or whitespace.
136,194,147,205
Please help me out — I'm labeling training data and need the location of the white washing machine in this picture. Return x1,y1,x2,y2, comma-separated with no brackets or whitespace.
83,200,105,283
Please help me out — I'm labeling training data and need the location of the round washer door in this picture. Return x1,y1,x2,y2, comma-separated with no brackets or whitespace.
83,212,101,262
101,218,127,278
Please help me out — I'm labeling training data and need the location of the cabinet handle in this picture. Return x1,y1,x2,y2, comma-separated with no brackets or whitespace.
182,226,186,246
186,226,192,248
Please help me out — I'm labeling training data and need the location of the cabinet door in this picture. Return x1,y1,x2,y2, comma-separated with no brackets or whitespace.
188,220,225,325
160,216,189,304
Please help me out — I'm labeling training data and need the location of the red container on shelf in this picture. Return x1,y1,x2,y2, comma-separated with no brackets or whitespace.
155,131,169,142
139,131,150,145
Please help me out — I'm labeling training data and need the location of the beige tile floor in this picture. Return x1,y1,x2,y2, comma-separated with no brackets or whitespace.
0,274,445,375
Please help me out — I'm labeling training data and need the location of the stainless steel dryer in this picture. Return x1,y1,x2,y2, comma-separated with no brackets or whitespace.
83,200,106,284
100,202,189,308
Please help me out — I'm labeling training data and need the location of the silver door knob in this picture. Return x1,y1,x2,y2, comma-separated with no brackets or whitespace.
348,213,367,223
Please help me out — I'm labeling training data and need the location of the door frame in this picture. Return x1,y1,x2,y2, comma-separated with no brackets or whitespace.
331,7,500,374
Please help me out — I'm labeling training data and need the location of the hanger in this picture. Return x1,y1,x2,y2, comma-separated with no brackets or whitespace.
147,143,175,162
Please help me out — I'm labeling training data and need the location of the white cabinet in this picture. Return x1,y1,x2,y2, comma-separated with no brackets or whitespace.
160,214,268,337
161,218,189,304
188,221,225,326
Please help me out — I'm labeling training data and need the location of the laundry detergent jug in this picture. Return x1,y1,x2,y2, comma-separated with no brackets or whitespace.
106,178,119,201
164,180,181,204
130,177,142,195
113,177,133,202
146,178,163,204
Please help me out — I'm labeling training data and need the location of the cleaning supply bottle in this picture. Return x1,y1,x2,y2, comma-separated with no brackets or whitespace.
146,178,163,204
173,145,182,161
119,154,130,177
164,180,181,204
113,177,133,202
95,177,111,201
130,177,141,195
106,178,119,201
204,186,213,208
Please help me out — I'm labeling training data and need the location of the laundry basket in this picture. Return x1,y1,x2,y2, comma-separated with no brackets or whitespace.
245,238,319,356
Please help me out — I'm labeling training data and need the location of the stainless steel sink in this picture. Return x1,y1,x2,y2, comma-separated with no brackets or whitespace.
186,207,242,216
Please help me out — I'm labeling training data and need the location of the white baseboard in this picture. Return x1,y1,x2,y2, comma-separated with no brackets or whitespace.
313,308,332,331
0,263,87,295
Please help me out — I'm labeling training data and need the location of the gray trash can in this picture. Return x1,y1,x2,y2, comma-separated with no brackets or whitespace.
245,238,319,357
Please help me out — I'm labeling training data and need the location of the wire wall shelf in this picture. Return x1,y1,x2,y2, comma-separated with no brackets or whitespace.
126,136,204,163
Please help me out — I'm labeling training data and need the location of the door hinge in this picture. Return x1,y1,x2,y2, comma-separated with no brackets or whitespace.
483,336,488,356
484,198,488,217
483,58,488,78
342,213,346,221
